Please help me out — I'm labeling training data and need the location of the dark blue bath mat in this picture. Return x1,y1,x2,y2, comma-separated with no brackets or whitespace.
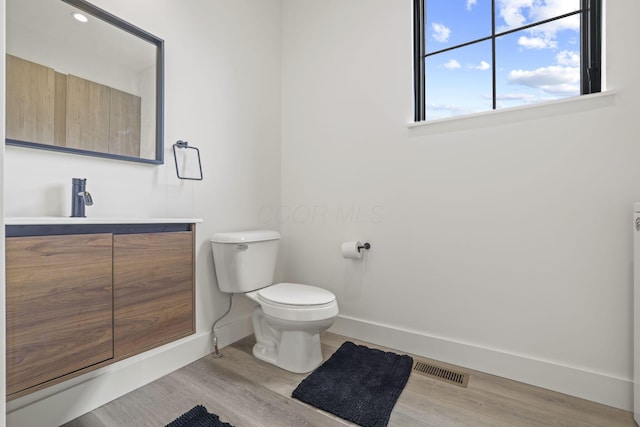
165,405,233,427
292,341,413,427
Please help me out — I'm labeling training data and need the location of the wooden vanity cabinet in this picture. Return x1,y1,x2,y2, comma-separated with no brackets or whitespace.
5,224,195,400
5,233,114,397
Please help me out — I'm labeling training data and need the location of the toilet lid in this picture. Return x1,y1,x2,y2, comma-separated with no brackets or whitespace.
258,283,335,306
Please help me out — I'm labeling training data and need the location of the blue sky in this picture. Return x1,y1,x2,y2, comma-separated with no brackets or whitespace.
425,0,582,120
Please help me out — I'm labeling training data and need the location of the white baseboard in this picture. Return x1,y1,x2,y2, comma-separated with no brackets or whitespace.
6,314,253,427
329,314,633,411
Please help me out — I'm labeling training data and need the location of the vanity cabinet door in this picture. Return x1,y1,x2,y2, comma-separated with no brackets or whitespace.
113,231,195,359
5,234,114,397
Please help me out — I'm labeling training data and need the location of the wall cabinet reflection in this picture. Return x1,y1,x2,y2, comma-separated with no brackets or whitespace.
6,55,56,146
7,54,142,157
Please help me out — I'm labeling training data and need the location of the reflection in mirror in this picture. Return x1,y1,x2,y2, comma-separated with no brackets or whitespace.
6,0,164,164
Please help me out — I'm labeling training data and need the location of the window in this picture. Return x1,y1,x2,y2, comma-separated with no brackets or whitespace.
413,0,602,122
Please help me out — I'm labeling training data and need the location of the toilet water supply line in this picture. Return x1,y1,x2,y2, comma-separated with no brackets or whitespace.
211,293,233,358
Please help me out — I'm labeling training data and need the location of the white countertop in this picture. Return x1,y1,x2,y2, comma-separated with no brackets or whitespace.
5,217,203,225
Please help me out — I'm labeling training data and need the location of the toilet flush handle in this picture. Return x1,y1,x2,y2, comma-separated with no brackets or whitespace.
237,244,249,251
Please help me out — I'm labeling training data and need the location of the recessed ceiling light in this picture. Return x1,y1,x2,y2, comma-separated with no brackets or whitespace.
72,12,88,23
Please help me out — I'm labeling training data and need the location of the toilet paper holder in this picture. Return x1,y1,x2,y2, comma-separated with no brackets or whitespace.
358,242,371,252
341,240,371,259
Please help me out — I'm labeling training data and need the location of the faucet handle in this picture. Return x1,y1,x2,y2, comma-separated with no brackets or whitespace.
84,191,93,206
77,191,93,206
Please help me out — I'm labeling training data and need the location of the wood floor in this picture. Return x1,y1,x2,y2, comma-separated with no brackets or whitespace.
64,332,635,427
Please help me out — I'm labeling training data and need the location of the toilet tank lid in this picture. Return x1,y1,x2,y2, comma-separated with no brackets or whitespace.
211,230,281,243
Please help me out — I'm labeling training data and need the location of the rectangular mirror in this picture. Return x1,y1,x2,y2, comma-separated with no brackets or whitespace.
6,0,164,164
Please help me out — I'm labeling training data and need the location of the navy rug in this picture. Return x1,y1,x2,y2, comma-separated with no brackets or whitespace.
165,405,233,427
292,341,413,427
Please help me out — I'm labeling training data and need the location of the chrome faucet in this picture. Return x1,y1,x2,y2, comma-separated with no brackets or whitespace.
71,178,93,218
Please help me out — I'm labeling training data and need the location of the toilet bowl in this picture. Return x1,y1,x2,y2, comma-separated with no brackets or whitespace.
247,282,338,373
210,231,339,373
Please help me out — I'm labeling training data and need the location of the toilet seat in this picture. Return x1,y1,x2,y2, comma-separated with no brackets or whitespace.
258,283,335,306
247,283,338,322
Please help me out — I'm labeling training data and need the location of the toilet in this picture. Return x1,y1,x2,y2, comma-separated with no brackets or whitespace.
210,230,338,373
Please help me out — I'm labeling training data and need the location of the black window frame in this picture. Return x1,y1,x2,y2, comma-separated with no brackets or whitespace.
413,0,602,122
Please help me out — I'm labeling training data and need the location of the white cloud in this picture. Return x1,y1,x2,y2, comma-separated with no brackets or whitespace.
508,65,580,95
529,0,580,28
518,35,557,49
497,0,533,28
556,50,580,67
444,59,461,69
497,1,580,51
531,16,580,40
497,0,580,35
469,60,491,71
466,0,477,11
432,22,451,43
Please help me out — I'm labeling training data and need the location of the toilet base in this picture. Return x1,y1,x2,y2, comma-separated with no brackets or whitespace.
251,306,335,373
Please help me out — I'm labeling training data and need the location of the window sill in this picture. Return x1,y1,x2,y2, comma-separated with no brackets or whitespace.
407,91,616,136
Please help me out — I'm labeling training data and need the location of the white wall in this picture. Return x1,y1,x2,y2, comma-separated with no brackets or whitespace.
4,0,281,425
280,0,640,410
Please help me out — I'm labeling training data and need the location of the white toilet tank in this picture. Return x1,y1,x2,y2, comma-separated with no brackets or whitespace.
211,230,280,293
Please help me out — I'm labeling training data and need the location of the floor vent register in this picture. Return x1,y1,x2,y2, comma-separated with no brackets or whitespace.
412,360,469,388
